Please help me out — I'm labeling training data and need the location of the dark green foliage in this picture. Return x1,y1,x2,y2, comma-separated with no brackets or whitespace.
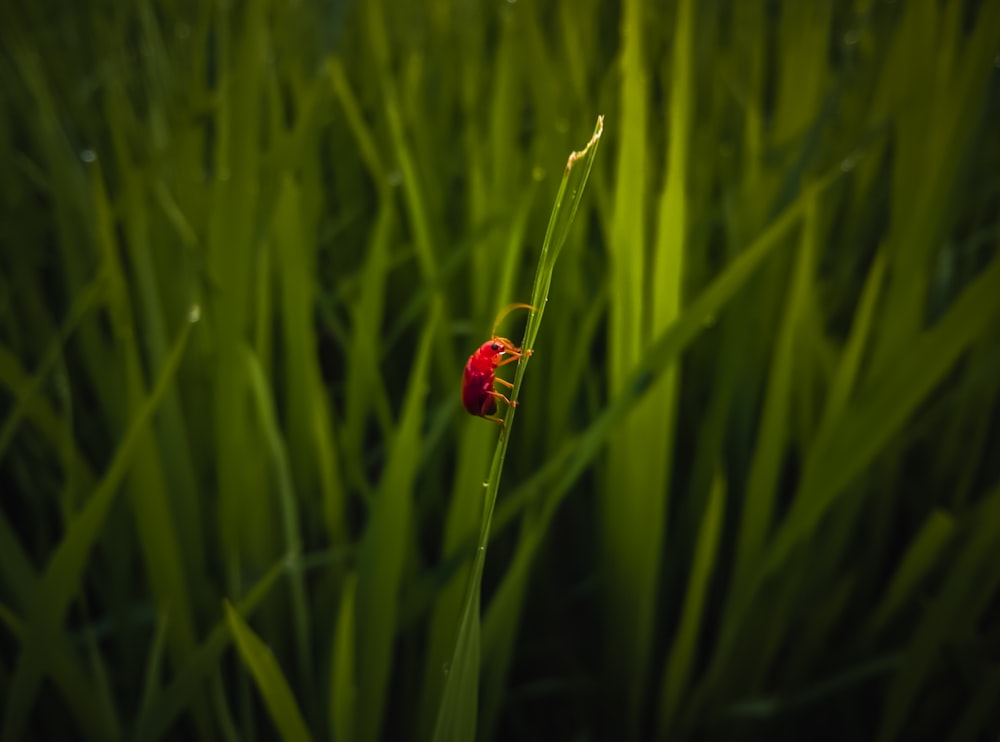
2,0,999,740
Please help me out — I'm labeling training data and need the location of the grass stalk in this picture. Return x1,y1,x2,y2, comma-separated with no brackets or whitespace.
431,116,603,742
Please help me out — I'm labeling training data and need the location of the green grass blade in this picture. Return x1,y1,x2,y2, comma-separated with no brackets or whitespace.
475,164,847,739
768,252,1000,576
702,253,1000,694
868,510,955,637
363,0,450,377
244,346,312,692
736,185,818,580
432,116,603,742
273,175,336,549
478,520,540,739
136,611,172,733
0,575,116,742
819,249,887,434
92,160,199,670
431,567,483,742
657,469,726,736
0,273,104,466
420,111,582,732
342,202,394,492
878,486,1000,742
523,118,604,352
134,555,291,742
419,422,496,738
0,345,96,487
872,0,1000,372
603,4,687,719
224,601,313,742
355,311,437,742
1,313,195,742
329,572,358,742
5,3,998,740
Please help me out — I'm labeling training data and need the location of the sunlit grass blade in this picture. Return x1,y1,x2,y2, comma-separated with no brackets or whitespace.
4,1,999,739
523,116,605,350
224,601,313,742
419,122,553,733
432,116,603,742
477,161,846,737
634,0,695,714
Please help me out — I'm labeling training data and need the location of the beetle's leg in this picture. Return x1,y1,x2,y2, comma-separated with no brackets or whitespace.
494,377,514,390
483,415,506,427
487,389,517,408
495,348,533,368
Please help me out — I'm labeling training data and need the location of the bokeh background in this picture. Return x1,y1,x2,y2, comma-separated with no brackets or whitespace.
2,0,1000,740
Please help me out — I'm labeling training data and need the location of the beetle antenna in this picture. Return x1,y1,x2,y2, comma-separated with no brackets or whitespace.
491,302,534,338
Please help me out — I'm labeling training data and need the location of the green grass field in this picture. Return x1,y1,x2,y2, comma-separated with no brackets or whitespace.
2,0,1000,740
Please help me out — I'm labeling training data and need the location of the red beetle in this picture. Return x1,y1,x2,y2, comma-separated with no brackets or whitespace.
462,303,534,426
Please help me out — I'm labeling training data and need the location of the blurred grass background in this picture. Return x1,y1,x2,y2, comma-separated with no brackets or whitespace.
2,0,1000,740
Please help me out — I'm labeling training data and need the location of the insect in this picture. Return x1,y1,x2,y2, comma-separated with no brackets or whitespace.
462,303,534,426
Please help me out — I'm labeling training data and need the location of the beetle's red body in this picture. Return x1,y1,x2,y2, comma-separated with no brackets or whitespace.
462,304,534,426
